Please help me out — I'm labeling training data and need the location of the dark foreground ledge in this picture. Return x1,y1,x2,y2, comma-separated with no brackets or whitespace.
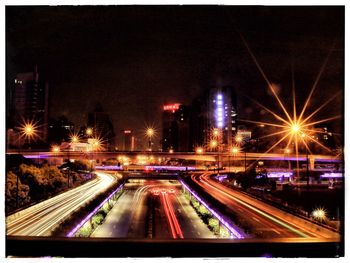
6,236,343,258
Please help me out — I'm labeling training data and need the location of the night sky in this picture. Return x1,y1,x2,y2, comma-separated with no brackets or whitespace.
6,6,344,147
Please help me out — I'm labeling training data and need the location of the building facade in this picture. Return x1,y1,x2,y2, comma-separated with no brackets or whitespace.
8,66,49,146
207,86,238,148
161,103,190,152
189,85,238,151
123,129,134,151
87,103,115,150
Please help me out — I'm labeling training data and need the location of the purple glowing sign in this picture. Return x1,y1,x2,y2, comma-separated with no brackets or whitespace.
95,165,123,170
216,93,224,128
179,179,245,239
267,172,292,178
145,165,196,171
23,155,51,159
66,183,124,237
320,172,343,178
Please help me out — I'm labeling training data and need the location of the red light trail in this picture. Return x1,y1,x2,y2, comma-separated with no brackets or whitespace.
160,191,184,239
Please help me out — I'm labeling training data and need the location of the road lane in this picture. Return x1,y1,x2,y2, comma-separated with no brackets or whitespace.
91,180,162,238
190,172,312,238
6,172,118,236
92,179,216,239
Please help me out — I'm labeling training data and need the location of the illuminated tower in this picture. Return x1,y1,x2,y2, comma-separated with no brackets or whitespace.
207,86,237,148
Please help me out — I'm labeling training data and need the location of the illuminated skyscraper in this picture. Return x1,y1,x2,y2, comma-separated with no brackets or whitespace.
207,86,238,148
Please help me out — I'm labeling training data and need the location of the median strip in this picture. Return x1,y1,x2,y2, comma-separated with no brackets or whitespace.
66,183,124,237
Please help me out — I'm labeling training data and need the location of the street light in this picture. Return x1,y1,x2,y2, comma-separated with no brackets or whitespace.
52,145,60,153
290,124,311,189
235,135,243,144
19,120,39,147
15,120,39,208
212,128,220,138
229,146,240,172
210,140,218,149
196,147,204,154
312,208,327,222
70,134,79,143
69,134,80,152
146,128,155,151
86,128,93,136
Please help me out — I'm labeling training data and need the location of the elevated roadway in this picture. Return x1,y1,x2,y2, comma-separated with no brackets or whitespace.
8,150,341,165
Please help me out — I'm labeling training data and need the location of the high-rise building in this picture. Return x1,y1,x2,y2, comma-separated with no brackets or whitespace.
189,97,207,150
87,103,115,150
207,86,238,147
48,116,75,144
123,129,134,151
189,85,238,151
8,66,49,146
162,103,190,152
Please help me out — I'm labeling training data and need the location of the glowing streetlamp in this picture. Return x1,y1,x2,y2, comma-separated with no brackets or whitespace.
146,128,155,151
24,125,33,135
69,134,80,152
235,135,243,144
19,121,39,146
291,123,300,134
212,128,220,138
288,122,311,189
14,120,39,208
90,137,103,151
52,145,60,153
312,208,327,222
231,146,240,155
70,135,79,143
86,128,93,136
210,140,218,149
196,147,204,154
229,146,240,172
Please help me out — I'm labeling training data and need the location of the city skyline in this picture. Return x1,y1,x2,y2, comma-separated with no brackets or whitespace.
6,6,344,146
4,5,345,258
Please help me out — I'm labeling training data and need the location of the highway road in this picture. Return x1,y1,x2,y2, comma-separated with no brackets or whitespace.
91,179,215,239
190,172,340,239
6,172,118,236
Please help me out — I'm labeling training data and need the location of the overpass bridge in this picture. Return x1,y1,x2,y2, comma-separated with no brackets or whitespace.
7,150,342,170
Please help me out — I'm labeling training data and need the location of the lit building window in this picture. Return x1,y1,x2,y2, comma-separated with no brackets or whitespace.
215,93,224,128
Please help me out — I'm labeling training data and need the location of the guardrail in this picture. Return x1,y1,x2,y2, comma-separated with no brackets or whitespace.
66,183,124,237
